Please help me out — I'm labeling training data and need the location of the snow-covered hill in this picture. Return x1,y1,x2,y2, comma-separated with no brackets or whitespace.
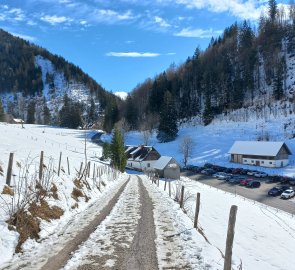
0,123,125,266
124,115,295,177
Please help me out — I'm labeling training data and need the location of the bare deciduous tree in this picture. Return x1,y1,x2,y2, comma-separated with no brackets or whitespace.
179,135,194,167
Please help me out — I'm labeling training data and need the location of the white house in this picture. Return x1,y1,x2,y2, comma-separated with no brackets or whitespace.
229,141,292,168
153,156,180,179
125,145,161,171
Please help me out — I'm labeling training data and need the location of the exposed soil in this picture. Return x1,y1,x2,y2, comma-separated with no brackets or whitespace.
76,176,158,270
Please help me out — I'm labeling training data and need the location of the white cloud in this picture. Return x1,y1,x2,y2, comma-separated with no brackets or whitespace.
174,0,266,20
154,16,171,27
174,27,222,38
167,52,176,55
10,32,36,42
95,9,136,22
106,52,161,57
80,20,87,25
41,15,70,25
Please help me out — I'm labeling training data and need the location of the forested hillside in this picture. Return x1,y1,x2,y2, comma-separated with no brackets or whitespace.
0,29,120,129
121,0,295,141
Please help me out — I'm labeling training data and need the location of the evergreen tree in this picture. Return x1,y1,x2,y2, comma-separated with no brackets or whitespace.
27,101,36,124
157,91,178,142
110,128,126,172
59,94,82,128
59,94,71,127
103,97,119,133
88,97,96,123
203,95,214,126
7,101,15,116
273,58,284,100
0,99,4,122
102,142,111,160
43,102,51,125
268,0,278,23
125,94,138,129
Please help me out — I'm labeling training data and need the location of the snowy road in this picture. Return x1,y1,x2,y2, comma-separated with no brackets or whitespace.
2,174,222,270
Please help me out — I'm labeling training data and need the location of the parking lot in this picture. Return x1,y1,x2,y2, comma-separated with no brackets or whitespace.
181,171,295,215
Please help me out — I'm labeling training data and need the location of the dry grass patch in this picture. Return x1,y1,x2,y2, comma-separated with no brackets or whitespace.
7,200,64,253
0,165,3,176
2,185,14,196
74,179,83,189
29,200,64,222
50,183,59,200
7,209,41,253
72,187,84,201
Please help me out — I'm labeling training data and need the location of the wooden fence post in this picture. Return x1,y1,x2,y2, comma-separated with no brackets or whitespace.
6,153,14,186
93,163,96,179
169,181,171,197
67,157,70,175
87,162,91,178
79,162,83,177
58,152,62,176
224,205,238,270
179,186,185,209
39,151,44,181
164,180,167,191
157,178,159,187
194,193,201,229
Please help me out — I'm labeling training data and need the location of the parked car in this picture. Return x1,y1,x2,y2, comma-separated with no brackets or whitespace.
240,178,252,186
280,189,295,199
254,172,268,178
268,186,285,196
279,176,291,184
239,169,250,175
289,178,295,186
224,168,234,174
201,168,215,175
228,177,242,184
247,180,261,188
247,170,258,176
232,168,243,174
212,172,225,178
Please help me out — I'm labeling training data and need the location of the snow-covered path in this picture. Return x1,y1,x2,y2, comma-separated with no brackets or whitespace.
0,176,129,270
63,175,222,270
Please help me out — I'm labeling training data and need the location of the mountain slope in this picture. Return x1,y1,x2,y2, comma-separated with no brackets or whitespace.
122,3,295,131
0,29,118,127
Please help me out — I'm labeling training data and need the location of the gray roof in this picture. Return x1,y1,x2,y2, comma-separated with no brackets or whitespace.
228,141,292,156
153,156,174,170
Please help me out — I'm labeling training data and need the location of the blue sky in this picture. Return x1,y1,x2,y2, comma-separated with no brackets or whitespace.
0,0,289,93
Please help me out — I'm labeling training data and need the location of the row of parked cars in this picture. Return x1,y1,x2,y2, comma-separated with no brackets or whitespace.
184,163,295,185
212,172,262,188
268,186,295,199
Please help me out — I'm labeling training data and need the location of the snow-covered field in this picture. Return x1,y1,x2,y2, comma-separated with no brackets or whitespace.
124,116,295,177
155,177,295,270
0,123,125,267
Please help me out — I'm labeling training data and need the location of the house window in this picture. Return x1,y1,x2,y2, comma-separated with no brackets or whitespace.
130,163,133,167
251,160,254,163
261,161,264,164
147,163,150,168
244,160,247,162
269,162,272,164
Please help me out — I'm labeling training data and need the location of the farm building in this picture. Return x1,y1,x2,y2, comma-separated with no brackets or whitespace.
229,141,292,168
125,145,161,171
153,156,180,179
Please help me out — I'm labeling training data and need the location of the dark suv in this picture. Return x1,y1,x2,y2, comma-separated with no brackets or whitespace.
247,180,261,188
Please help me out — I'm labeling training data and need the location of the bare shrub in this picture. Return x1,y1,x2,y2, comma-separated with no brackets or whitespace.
50,183,59,200
172,181,195,214
71,188,84,201
2,185,14,196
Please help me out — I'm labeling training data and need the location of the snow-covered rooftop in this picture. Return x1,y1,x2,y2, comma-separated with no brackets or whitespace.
228,141,291,156
153,156,173,170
